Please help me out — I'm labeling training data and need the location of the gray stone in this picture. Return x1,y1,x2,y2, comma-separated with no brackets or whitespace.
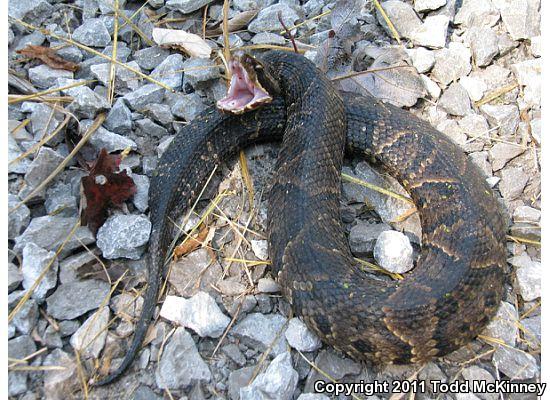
43,324,63,349
406,47,435,73
21,243,59,302
90,61,142,94
8,0,53,24
88,125,137,153
438,82,471,116
171,93,208,121
498,167,529,201
15,31,46,51
469,152,492,178
72,19,111,47
168,248,223,297
45,182,78,217
462,366,497,400
28,64,73,90
97,0,128,13
131,174,150,212
285,318,322,352
480,104,520,137
488,142,525,171
166,0,215,14
411,15,450,49
250,239,269,261
20,147,64,199
9,119,33,142
123,84,165,111
298,395,330,400
458,114,490,139
43,349,79,400
8,335,37,396
160,293,230,338
46,279,110,320
20,102,64,141
257,278,280,294
421,75,442,99
374,230,414,273
155,327,212,389
414,0,446,12
234,0,257,11
104,99,133,133
11,297,38,335
70,307,109,358
438,119,467,147
222,343,246,367
432,42,471,85
183,58,221,87
530,35,541,57
469,27,499,67
151,54,185,90
111,293,144,319
135,118,169,138
142,103,173,126
459,76,487,102
513,206,540,223
522,315,540,344
15,216,95,256
232,313,287,356
8,263,23,292
249,4,302,33
252,32,287,45
96,214,152,260
59,251,99,284
493,0,540,40
454,0,500,27
376,0,422,40
8,194,30,240
530,118,540,145
493,346,538,380
514,257,541,301
65,86,111,119
133,46,171,70
133,385,162,400
304,350,361,392
482,301,518,346
8,135,31,174
240,352,298,400
349,222,392,256
511,58,541,107
228,366,256,400
157,136,174,158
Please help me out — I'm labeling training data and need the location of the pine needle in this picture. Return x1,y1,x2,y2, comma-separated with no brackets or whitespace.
8,80,95,104
239,151,255,210
372,0,401,44
341,172,414,204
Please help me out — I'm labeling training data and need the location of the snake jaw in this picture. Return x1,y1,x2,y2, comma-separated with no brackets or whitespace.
217,58,273,114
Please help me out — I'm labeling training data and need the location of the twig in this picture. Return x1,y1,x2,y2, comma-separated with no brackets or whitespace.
277,11,298,53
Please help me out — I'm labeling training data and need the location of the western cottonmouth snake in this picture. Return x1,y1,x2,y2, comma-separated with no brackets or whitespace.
96,51,507,385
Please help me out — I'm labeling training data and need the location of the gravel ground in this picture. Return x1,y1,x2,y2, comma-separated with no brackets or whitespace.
7,0,541,399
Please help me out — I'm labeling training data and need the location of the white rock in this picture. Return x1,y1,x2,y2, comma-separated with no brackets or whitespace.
459,76,487,102
414,0,446,12
21,243,59,302
421,75,441,99
96,214,151,259
411,15,449,49
515,259,541,301
240,352,298,400
373,230,414,274
251,239,269,261
482,301,518,346
511,58,541,107
160,292,230,338
493,0,540,40
285,318,322,352
406,47,435,73
70,307,109,358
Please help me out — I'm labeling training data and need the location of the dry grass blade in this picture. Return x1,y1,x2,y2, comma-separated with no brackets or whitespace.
341,172,414,204
8,94,73,103
475,82,519,107
278,9,331,35
9,114,71,166
355,257,403,280
8,79,94,104
10,119,30,135
8,347,48,367
8,220,80,322
388,365,424,400
239,151,255,210
506,235,540,246
372,0,401,44
211,297,245,357
10,113,106,214
74,350,89,399
11,18,176,93
117,9,155,47
221,0,232,80
234,44,307,53
331,65,417,82
107,0,120,104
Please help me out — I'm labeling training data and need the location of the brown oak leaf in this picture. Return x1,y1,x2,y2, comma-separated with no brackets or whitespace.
16,45,80,72
81,149,136,233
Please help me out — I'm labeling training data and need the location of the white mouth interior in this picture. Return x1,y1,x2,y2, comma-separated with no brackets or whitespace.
217,60,272,113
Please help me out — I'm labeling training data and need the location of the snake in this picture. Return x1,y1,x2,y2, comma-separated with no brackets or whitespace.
95,51,507,385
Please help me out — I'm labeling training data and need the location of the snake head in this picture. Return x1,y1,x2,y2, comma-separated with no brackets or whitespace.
217,52,277,114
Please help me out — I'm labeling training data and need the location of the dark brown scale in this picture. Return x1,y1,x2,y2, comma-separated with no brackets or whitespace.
96,51,507,384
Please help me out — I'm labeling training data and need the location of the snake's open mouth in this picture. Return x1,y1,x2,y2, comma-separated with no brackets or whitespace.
216,58,272,114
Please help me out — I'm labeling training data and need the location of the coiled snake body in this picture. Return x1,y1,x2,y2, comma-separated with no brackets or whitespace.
97,51,506,385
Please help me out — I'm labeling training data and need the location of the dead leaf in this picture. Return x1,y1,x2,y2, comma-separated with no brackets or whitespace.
152,28,212,58
206,10,258,36
81,149,137,233
16,45,79,72
173,224,210,258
